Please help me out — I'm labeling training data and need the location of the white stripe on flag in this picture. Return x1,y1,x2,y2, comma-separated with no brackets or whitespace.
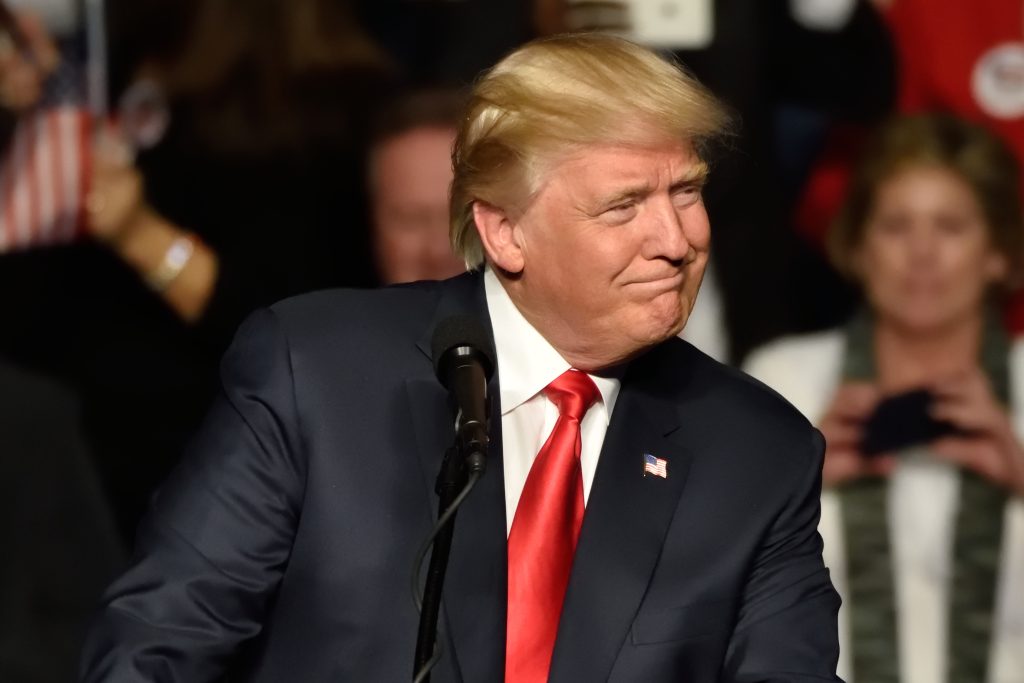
11,116,32,248
24,114,43,250
0,156,8,251
35,111,57,243
57,108,81,241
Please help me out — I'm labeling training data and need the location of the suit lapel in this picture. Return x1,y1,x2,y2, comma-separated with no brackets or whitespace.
406,273,508,683
549,351,695,683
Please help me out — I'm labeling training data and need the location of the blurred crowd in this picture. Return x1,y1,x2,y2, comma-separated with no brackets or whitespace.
1,0,1023,681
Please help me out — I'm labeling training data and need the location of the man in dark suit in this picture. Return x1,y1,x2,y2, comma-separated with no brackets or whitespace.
81,34,841,682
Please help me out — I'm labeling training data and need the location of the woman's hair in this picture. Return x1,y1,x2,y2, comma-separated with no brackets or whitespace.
829,114,1024,285
449,33,732,268
124,0,393,155
161,0,388,91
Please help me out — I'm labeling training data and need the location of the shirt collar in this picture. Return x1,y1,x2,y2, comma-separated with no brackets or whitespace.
483,267,621,420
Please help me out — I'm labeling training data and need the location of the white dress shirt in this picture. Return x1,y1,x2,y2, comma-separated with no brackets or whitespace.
483,269,621,535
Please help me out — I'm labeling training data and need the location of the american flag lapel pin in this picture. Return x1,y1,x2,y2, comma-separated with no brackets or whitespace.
643,453,668,479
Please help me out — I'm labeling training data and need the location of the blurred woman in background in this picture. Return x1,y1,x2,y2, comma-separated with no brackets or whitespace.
745,114,1024,682
0,0,394,539
99,0,394,328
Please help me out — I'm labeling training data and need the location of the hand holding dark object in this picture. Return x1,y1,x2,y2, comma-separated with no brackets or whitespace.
859,388,962,455
819,382,897,487
928,368,1024,495
0,6,58,113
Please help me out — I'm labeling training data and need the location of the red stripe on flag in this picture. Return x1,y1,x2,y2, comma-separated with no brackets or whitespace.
24,115,41,250
0,146,12,249
36,110,57,243
9,117,30,247
46,111,64,243
74,109,92,241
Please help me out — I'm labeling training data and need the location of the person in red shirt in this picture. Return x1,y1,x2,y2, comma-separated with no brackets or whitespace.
798,0,1024,331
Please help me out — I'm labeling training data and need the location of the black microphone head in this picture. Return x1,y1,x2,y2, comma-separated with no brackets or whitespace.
430,315,495,384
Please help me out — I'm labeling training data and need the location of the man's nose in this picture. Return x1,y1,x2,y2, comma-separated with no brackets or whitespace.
645,196,690,262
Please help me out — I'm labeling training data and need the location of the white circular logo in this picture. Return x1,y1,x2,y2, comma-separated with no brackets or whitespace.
972,42,1024,120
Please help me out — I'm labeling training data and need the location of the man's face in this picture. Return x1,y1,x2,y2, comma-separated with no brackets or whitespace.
496,139,710,369
370,126,465,285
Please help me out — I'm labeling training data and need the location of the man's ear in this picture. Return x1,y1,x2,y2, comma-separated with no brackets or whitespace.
473,201,525,274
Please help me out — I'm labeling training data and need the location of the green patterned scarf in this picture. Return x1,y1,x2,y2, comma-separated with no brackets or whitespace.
840,309,1009,683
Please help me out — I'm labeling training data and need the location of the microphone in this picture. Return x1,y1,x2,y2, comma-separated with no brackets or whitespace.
430,316,495,473
413,316,494,681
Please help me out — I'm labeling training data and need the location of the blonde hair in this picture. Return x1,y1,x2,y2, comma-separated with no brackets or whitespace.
450,33,732,268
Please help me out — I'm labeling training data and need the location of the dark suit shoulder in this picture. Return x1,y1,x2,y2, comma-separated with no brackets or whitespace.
267,279,445,347
641,337,820,468
243,274,484,394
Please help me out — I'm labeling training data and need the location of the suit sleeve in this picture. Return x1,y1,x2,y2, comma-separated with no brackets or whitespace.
721,428,843,682
80,307,307,682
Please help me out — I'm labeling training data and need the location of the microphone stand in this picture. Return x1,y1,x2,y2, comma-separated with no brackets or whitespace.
412,443,486,683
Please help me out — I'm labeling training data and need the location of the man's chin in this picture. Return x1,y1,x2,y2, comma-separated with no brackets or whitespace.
645,300,687,342
621,318,685,361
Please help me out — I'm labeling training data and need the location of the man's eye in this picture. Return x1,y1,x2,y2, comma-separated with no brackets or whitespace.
672,186,702,207
603,203,637,220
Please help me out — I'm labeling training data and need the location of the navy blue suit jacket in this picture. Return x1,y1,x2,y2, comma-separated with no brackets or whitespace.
81,272,841,682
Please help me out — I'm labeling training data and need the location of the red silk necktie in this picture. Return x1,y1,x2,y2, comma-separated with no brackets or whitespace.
506,369,600,683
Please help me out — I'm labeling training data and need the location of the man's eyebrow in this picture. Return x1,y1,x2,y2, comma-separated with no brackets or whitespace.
671,161,710,189
591,161,711,210
598,183,656,208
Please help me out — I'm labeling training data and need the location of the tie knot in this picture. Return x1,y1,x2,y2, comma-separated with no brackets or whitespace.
544,369,600,422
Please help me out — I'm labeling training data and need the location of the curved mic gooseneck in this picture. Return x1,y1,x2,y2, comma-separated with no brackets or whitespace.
412,316,495,683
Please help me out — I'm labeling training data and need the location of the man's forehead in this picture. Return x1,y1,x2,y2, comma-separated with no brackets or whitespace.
551,141,706,189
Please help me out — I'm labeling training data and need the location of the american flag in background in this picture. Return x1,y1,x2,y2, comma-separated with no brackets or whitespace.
0,33,92,253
